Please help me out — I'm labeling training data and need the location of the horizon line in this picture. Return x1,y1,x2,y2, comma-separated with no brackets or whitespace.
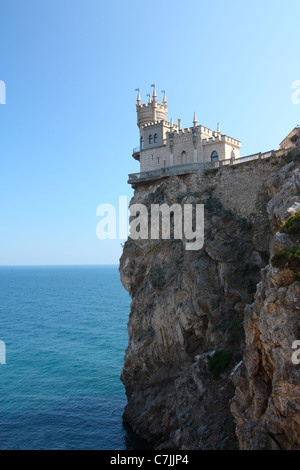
0,263,120,267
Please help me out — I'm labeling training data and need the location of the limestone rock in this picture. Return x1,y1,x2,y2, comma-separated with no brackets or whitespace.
120,151,300,449
231,156,300,450
120,171,266,449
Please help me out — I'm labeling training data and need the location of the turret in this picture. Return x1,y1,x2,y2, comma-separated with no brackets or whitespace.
136,86,168,130
193,111,197,127
162,90,167,106
136,88,141,106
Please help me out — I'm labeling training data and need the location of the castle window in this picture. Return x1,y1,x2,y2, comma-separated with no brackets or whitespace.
181,151,187,163
140,137,144,150
211,151,219,162
149,135,153,144
154,133,158,143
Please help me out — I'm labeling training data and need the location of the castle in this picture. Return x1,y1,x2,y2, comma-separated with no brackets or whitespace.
131,86,241,181
128,86,296,186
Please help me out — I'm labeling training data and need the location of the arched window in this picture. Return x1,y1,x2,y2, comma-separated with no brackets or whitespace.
181,151,186,163
211,151,219,162
231,150,235,159
154,133,158,143
149,135,153,144
140,137,144,150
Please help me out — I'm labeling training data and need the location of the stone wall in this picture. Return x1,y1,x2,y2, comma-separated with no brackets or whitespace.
140,136,241,171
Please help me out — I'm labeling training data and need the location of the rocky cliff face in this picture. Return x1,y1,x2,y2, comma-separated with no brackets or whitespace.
231,156,300,450
119,152,300,450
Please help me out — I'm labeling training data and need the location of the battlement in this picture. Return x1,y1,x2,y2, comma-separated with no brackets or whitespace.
166,127,193,135
200,126,212,135
202,135,241,147
137,102,167,111
142,120,179,130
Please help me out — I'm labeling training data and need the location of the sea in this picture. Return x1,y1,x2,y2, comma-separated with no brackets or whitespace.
0,265,152,450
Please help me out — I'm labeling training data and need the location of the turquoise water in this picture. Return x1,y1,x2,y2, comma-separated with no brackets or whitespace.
0,266,150,450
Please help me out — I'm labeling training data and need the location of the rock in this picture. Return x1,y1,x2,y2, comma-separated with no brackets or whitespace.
120,150,300,450
120,172,264,450
231,156,300,450
287,201,300,214
272,232,294,254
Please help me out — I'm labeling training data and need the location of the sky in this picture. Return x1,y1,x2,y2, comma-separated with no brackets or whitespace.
0,0,299,265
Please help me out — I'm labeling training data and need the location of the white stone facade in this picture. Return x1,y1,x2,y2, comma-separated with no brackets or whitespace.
133,87,241,172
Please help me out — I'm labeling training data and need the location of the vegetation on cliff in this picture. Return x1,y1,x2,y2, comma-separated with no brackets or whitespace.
280,208,300,236
271,245,300,277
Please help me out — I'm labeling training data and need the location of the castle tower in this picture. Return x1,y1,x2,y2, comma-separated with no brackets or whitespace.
136,86,168,129
132,87,176,165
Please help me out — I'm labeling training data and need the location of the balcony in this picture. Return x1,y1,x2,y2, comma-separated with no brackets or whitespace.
132,146,140,161
128,150,277,186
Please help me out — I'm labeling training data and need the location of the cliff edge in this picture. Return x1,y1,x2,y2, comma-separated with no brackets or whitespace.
119,148,300,449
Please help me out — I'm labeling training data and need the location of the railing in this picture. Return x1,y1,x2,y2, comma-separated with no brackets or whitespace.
128,163,208,183
128,149,277,184
132,146,140,154
232,150,275,165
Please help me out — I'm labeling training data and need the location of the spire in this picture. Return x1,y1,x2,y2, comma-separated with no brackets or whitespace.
217,122,220,133
193,111,197,127
151,84,157,101
147,93,151,104
162,90,167,106
136,88,141,105
170,117,173,129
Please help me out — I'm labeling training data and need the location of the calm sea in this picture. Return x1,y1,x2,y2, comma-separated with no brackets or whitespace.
0,265,151,450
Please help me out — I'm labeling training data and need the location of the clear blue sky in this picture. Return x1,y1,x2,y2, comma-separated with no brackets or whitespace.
0,0,299,265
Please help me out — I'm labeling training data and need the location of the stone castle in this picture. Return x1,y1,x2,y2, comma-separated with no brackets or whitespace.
129,85,298,186
131,86,241,176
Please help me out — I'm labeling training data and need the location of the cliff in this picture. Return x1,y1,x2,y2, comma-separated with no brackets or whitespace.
231,154,300,449
119,148,300,450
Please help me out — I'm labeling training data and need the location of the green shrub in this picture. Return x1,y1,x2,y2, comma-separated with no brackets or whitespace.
271,245,300,275
207,350,232,378
280,209,300,235
149,266,166,288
